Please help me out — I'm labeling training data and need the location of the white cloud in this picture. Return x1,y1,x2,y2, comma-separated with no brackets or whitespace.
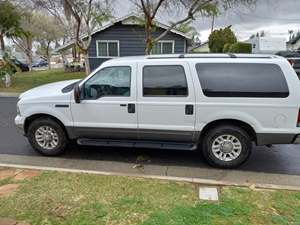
115,0,300,43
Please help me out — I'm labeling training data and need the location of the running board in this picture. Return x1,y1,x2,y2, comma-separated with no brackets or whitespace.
77,138,197,151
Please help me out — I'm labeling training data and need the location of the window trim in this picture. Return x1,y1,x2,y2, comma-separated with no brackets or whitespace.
82,66,132,100
142,65,189,97
151,40,175,54
195,62,290,98
96,40,120,58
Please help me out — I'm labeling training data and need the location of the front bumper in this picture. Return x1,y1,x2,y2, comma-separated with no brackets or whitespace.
14,115,25,135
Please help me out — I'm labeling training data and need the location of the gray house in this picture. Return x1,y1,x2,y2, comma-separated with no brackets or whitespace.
57,14,192,71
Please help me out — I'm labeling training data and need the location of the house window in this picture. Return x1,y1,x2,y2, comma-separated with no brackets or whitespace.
96,40,119,57
152,41,174,54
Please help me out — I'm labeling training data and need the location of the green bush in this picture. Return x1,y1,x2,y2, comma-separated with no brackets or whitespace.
228,44,238,53
228,42,252,53
223,43,232,53
0,54,16,79
208,26,237,53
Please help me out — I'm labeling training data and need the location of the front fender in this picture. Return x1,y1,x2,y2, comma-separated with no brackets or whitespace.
20,104,73,127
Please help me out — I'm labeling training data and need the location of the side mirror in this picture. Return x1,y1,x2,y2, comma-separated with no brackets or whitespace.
74,84,81,104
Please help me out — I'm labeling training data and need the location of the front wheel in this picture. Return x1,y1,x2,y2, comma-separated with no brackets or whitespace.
27,117,68,156
201,125,252,168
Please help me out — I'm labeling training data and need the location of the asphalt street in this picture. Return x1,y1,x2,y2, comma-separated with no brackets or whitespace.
1,97,300,176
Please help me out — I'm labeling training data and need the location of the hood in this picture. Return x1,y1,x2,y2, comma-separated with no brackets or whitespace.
19,79,81,100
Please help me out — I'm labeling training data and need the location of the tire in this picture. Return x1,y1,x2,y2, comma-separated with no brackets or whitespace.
27,117,68,156
201,125,252,169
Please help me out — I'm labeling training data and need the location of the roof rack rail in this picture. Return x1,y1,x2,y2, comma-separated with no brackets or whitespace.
228,53,237,58
147,54,275,60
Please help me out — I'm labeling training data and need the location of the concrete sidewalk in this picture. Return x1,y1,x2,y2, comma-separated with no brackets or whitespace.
0,154,300,191
0,92,20,97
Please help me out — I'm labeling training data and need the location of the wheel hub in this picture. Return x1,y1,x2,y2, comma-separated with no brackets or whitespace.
211,134,242,162
44,134,52,141
35,126,59,150
220,141,234,153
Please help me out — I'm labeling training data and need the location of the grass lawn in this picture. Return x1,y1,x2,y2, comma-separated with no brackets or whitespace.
0,69,85,93
0,171,299,225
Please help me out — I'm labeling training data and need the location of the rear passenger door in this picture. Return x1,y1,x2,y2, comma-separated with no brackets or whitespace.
137,62,196,142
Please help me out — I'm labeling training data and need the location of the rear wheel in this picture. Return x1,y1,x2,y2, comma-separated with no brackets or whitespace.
27,117,68,156
201,125,252,168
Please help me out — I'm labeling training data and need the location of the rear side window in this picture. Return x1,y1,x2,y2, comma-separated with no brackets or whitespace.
196,63,289,98
143,65,188,96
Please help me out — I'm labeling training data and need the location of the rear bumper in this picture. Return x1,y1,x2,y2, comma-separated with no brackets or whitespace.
257,133,300,145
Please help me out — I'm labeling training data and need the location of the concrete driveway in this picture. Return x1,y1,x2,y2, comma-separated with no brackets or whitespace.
1,97,300,178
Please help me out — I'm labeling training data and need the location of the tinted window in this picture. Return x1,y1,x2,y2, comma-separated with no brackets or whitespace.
84,66,131,99
196,63,289,98
143,65,188,96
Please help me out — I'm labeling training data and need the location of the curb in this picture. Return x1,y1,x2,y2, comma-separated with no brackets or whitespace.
0,92,20,97
0,162,300,192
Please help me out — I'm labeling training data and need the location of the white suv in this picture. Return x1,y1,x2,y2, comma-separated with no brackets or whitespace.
15,54,300,168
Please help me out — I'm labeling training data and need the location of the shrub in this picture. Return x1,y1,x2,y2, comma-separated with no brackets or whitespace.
228,42,252,53
208,26,237,53
223,43,232,53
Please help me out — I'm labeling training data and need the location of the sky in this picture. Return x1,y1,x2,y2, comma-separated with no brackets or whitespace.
113,0,300,42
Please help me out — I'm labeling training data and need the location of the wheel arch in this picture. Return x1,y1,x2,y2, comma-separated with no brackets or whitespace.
199,119,257,144
24,113,69,139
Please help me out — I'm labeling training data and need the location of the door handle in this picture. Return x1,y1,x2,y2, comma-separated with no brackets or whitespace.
120,104,127,107
128,103,135,113
185,105,194,115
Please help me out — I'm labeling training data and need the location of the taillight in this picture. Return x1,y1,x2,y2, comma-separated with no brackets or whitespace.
298,109,300,127
288,59,295,67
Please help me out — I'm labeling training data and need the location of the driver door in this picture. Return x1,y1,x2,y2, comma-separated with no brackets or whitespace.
70,62,138,140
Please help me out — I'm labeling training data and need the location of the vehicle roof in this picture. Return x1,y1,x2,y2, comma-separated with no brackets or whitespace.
108,54,282,63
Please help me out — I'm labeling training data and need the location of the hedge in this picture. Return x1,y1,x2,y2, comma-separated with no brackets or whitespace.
223,43,232,53
226,42,252,53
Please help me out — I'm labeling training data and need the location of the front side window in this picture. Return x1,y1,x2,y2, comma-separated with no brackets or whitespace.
196,63,289,98
97,41,119,57
143,65,188,96
84,66,131,99
152,41,174,54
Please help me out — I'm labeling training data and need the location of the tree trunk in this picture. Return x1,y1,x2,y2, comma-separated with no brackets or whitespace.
72,46,77,62
145,19,153,55
61,51,67,70
26,38,33,71
46,43,51,70
84,51,90,75
0,34,5,53
27,51,33,72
